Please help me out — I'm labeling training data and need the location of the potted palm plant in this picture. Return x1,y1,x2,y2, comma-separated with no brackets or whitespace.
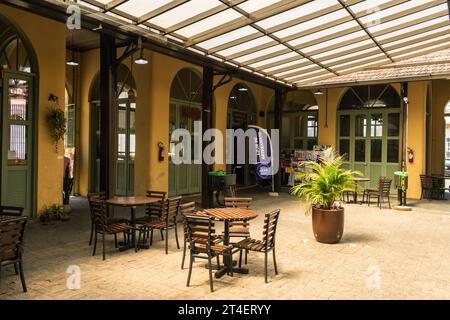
291,148,360,244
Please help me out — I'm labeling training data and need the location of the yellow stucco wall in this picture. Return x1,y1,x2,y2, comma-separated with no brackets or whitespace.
0,5,66,215
406,81,427,199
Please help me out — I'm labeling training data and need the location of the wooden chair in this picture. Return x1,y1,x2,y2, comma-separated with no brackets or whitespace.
180,203,223,269
185,215,233,292
136,196,182,254
0,216,28,292
135,190,166,224
224,197,252,263
0,206,24,217
420,175,433,200
365,177,392,209
431,175,446,200
91,200,134,260
87,192,107,246
233,209,281,283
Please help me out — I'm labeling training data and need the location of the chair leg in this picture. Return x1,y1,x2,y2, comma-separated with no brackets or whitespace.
229,253,233,277
388,195,391,209
264,251,268,284
114,234,118,248
186,255,194,287
174,225,180,249
245,250,248,265
160,230,164,240
216,255,220,268
150,229,154,246
165,228,169,255
273,247,278,275
136,229,142,253
181,240,187,269
18,260,27,293
239,250,243,268
92,232,98,256
89,221,94,246
102,233,106,261
14,263,19,275
207,255,214,292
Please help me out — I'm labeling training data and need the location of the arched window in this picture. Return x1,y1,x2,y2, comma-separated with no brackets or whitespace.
227,83,256,129
170,68,202,103
339,84,400,110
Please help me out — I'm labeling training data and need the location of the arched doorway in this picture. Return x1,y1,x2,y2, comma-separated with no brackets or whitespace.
89,64,137,195
0,13,38,216
266,90,319,151
227,83,257,186
337,85,401,189
169,68,202,196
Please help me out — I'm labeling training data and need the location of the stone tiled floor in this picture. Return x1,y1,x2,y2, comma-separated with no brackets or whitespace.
1,190,450,300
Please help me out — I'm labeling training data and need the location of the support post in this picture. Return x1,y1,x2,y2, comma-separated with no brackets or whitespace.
201,66,214,208
274,87,283,193
99,34,116,198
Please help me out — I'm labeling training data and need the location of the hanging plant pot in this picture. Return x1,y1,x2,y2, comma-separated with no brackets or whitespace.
46,95,66,153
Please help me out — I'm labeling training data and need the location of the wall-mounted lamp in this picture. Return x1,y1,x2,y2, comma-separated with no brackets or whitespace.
313,89,324,95
134,37,148,65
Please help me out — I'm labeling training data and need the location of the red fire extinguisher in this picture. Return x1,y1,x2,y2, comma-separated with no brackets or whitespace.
408,148,414,164
158,142,165,162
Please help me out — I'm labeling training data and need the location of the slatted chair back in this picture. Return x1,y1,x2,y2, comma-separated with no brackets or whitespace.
224,197,252,208
225,197,252,231
145,190,167,218
0,216,27,262
0,206,24,217
431,175,444,189
185,215,215,253
91,200,109,232
379,178,392,195
87,192,107,218
262,209,280,251
420,175,432,189
163,196,182,226
179,202,197,240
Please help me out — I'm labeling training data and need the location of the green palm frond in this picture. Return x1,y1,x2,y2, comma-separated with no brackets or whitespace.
291,148,362,215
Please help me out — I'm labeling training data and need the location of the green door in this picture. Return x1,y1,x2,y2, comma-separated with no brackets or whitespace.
169,100,202,196
338,109,401,190
1,71,34,215
116,94,135,196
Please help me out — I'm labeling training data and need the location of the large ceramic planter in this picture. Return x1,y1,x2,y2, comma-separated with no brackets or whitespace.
312,207,344,244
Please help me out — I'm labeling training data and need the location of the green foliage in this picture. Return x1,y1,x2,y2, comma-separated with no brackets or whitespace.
46,106,66,153
39,204,65,222
63,164,74,205
290,148,361,215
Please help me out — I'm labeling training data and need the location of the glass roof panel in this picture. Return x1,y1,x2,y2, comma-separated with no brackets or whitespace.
275,64,319,77
293,72,334,84
320,47,381,65
281,20,359,46
300,31,368,53
217,36,275,57
234,44,287,63
349,0,398,14
376,16,450,41
116,0,173,17
285,68,328,81
331,53,386,70
312,39,374,59
337,58,390,74
391,41,450,60
238,0,283,13
249,52,300,68
388,34,450,54
256,0,339,30
148,0,223,29
176,9,242,38
196,26,258,50
272,9,349,39
367,3,449,34
262,58,309,73
383,26,450,48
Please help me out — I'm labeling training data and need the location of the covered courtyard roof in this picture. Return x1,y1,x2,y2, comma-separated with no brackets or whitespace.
45,0,450,87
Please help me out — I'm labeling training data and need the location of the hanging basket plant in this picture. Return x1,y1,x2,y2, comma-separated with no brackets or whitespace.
46,94,66,153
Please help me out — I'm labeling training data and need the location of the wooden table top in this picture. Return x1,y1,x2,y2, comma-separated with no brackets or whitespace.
354,177,370,182
202,208,258,221
106,196,160,207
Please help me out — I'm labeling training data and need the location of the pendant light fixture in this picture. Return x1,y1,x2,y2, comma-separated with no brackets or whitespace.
66,30,79,66
134,37,148,65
